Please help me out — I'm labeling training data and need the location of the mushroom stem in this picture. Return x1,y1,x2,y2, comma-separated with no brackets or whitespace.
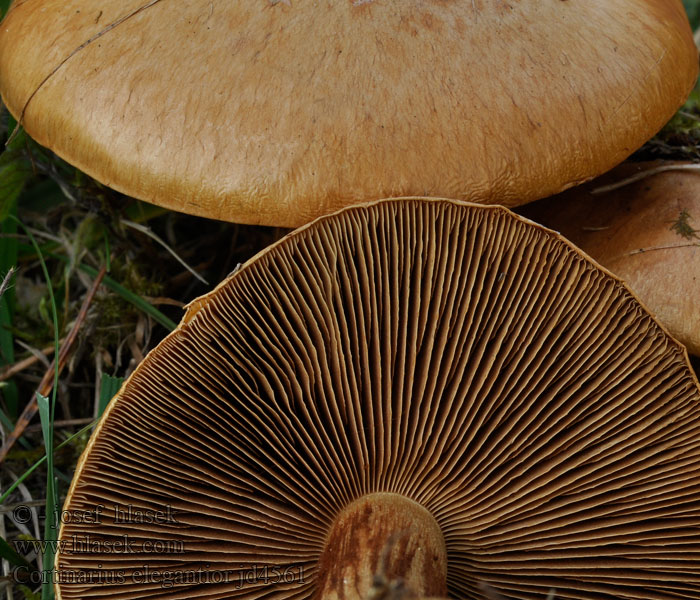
316,493,447,600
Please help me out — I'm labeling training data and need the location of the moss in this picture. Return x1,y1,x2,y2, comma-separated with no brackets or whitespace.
669,209,700,240
634,86,700,161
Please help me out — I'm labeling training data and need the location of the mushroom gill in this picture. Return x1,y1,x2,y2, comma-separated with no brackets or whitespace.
518,160,700,357
57,199,700,600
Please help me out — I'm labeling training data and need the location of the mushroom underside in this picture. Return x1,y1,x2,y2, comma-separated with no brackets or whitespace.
57,199,700,600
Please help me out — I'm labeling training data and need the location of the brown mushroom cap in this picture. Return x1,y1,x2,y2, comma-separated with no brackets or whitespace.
0,2,697,227
518,160,700,356
56,198,700,600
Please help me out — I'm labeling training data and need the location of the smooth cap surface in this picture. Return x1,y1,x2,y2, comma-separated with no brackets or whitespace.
0,1,697,226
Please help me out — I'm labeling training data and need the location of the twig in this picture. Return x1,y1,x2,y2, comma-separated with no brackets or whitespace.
169,260,213,288
122,219,208,285
14,340,52,370
0,500,46,512
0,264,107,463
23,417,94,434
679,110,700,123
93,350,103,421
625,243,699,257
0,341,65,382
142,296,186,308
591,164,700,195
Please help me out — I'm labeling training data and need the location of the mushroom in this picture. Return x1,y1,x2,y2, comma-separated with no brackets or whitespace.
56,198,700,599
518,160,700,356
0,2,697,226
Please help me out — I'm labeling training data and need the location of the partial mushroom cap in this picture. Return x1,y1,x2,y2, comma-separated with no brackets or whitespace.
0,2,697,226
519,160,700,356
57,198,700,600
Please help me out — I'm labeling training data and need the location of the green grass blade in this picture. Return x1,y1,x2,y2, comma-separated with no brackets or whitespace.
10,218,59,600
0,535,33,569
11,217,60,396
0,201,19,418
103,231,111,273
0,407,30,451
0,155,30,221
684,0,700,28
98,375,123,418
0,296,18,416
0,404,15,431
0,421,96,505
36,393,56,600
